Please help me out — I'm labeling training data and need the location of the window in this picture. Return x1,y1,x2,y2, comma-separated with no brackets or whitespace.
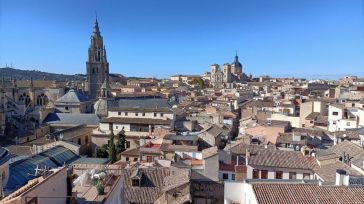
135,112,138,116
118,112,121,115
134,157,138,161
147,156,153,162
25,197,38,204
333,112,338,116
160,113,164,117
253,169,260,179
154,113,157,117
132,179,140,187
333,121,337,125
347,122,351,126
126,141,130,148
142,112,145,116
275,171,283,179
310,120,313,124
232,174,235,181
126,157,129,161
125,112,128,116
116,126,118,129
303,173,310,180
289,172,296,179
261,170,268,179
65,106,69,110
352,103,355,107
222,173,229,180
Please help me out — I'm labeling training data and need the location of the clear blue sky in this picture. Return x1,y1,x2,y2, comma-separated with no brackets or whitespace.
0,0,363,79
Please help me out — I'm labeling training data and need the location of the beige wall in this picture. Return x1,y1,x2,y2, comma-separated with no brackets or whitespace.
2,167,67,204
270,114,300,128
245,125,285,144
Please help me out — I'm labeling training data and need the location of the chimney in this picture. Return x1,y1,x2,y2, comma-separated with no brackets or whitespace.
245,149,250,165
235,156,247,181
335,169,349,186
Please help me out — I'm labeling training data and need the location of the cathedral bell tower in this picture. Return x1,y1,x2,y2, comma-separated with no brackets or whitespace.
85,17,109,100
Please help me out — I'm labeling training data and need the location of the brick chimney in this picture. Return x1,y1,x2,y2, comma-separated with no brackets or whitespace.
235,156,247,182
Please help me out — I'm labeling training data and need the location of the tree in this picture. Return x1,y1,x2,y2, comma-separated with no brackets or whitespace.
96,144,108,158
108,131,117,163
117,127,126,153
190,77,205,89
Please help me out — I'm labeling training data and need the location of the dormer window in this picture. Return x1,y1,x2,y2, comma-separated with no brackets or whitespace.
131,168,142,187
132,178,140,187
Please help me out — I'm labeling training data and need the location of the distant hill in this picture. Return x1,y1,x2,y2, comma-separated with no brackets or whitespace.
0,67,86,81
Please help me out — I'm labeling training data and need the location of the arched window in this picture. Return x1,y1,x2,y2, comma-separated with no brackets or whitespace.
37,93,48,106
25,95,31,106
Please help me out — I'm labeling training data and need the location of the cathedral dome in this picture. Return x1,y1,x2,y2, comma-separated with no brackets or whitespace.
94,98,108,117
231,52,242,68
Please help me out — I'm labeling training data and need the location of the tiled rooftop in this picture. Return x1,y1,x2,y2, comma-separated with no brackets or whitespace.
252,183,364,204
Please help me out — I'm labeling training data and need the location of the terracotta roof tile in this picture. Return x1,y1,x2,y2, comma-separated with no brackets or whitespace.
252,183,364,204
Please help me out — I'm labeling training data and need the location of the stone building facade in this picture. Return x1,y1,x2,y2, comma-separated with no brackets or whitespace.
85,18,109,100
210,52,244,88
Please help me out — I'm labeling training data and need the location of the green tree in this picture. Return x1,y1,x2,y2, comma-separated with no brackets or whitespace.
96,144,108,158
117,127,126,153
108,132,117,163
190,77,205,89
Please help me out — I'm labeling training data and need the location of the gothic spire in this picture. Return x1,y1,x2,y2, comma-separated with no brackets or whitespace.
93,14,100,34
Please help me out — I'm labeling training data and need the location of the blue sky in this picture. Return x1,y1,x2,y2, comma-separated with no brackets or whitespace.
0,0,363,79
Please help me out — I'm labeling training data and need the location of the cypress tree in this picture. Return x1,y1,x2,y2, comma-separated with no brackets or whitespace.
117,127,126,153
108,131,117,163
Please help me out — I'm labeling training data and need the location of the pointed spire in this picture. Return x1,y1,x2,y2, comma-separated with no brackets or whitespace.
93,12,100,34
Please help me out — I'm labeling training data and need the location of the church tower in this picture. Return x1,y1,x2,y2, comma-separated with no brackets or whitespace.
85,17,109,100
231,51,243,75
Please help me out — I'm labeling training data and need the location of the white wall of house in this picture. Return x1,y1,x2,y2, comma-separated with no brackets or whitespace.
246,165,314,180
108,110,174,120
328,105,344,131
329,119,357,132
224,182,258,204
219,170,235,182
348,108,364,127
99,123,131,132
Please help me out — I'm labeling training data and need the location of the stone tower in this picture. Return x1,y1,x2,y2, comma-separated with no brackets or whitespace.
86,17,109,100
231,51,243,75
